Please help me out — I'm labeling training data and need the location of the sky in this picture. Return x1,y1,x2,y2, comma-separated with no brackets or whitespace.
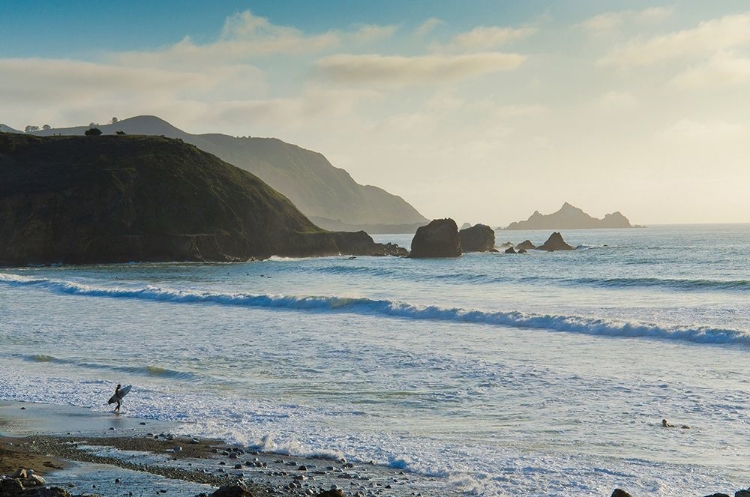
2,0,750,226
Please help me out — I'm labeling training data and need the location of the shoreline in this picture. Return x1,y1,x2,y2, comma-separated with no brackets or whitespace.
0,400,446,497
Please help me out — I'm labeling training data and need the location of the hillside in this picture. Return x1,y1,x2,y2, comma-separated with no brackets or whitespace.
0,133,405,265
505,202,634,230
32,116,428,232
0,124,21,133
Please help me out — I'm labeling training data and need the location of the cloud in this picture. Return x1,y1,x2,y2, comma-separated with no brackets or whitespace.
600,13,750,66
671,51,750,87
659,118,746,141
0,58,223,104
577,12,628,34
577,7,673,35
634,7,674,24
415,18,445,37
315,52,525,85
349,24,398,43
434,26,537,52
596,91,638,111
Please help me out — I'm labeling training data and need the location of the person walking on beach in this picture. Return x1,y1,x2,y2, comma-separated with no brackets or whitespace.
112,384,122,413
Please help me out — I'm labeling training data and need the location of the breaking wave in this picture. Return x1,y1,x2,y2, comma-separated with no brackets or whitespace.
1,272,748,346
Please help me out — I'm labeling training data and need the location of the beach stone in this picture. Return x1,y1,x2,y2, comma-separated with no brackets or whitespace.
611,490,633,497
409,219,462,258
298,465,308,471
210,483,254,497
20,474,46,486
0,478,24,495
538,232,574,251
234,464,243,469
318,489,345,497
703,494,730,497
11,469,27,479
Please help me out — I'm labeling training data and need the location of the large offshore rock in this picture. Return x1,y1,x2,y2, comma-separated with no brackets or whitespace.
409,219,462,258
458,224,495,252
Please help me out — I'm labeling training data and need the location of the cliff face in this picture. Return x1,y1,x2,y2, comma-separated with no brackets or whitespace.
505,202,634,230
0,133,404,265
32,116,428,231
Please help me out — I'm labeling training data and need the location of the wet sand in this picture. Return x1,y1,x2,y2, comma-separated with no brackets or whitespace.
0,401,448,496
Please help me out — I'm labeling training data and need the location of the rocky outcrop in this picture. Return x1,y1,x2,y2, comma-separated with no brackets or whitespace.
409,219,461,258
0,134,406,265
505,202,634,230
504,246,516,254
516,240,536,251
537,232,574,251
458,224,495,252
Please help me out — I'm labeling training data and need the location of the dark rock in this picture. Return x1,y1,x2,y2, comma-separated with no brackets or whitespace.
516,240,535,251
504,246,516,254
735,491,750,497
0,478,24,495
298,465,308,471
210,486,255,497
11,469,27,479
611,490,633,497
703,494,730,497
409,219,461,258
458,224,495,252
316,490,345,497
518,248,527,254
537,232,574,251
0,134,407,265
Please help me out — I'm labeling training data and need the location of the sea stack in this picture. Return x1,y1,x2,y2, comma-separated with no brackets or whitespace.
409,219,462,258
537,232,574,251
458,224,496,252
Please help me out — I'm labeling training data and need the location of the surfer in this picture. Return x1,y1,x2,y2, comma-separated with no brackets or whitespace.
113,384,122,412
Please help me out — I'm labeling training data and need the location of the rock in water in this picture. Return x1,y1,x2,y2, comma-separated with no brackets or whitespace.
538,232,573,251
458,224,496,252
516,240,536,251
610,490,633,497
409,219,461,258
504,246,516,254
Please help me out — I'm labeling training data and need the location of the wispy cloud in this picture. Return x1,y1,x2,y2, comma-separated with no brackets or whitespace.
599,13,750,66
577,7,673,35
315,52,525,85
433,26,537,52
671,51,750,87
415,18,445,37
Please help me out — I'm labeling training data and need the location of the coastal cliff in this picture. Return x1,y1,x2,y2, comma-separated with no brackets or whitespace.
0,133,404,265
32,116,428,232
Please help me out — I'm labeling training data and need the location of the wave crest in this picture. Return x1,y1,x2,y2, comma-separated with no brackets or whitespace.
1,272,748,346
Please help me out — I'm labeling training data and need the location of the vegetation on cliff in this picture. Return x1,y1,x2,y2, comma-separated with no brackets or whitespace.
0,133,403,265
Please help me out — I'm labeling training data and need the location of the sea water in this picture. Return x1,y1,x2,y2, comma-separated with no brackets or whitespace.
1,224,749,495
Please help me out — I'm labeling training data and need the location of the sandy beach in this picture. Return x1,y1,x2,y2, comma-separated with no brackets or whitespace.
0,401,446,497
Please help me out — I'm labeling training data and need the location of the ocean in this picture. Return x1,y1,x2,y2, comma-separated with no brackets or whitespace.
1,224,749,495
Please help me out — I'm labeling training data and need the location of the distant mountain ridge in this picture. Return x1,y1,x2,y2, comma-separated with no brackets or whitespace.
0,124,22,134
31,116,428,232
505,202,634,230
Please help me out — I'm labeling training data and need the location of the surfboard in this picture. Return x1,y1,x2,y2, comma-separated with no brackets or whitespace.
108,385,132,404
